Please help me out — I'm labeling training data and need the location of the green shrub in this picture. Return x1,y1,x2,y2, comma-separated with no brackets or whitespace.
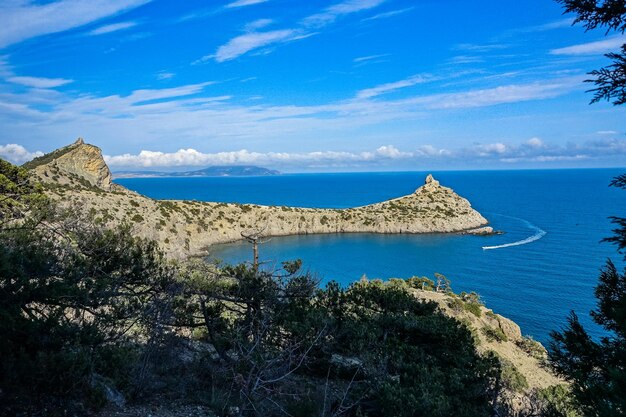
464,302,483,317
500,359,528,393
448,297,465,312
516,336,546,360
406,276,435,290
482,326,508,343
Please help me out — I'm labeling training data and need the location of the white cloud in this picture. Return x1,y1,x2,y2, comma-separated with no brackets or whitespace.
0,0,151,48
0,143,43,164
225,0,269,8
357,74,433,99
525,137,545,148
474,143,507,156
89,21,137,35
597,130,619,135
415,145,450,157
7,75,73,88
374,145,411,158
211,29,305,62
9,136,626,170
104,144,414,168
361,7,414,22
550,35,625,55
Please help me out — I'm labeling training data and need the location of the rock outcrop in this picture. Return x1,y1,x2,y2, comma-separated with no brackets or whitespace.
26,138,114,191
28,139,494,259
412,289,562,391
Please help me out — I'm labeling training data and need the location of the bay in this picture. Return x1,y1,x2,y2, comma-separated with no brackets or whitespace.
116,168,626,342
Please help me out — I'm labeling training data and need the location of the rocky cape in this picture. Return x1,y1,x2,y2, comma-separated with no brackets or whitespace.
26,139,494,259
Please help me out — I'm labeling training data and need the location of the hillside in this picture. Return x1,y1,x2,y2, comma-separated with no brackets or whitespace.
26,139,494,259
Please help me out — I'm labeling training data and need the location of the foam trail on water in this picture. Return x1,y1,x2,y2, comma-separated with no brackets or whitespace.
482,216,546,251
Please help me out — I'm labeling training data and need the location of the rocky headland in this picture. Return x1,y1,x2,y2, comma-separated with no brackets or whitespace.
25,139,494,259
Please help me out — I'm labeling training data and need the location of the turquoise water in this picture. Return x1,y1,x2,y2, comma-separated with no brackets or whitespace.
117,169,626,342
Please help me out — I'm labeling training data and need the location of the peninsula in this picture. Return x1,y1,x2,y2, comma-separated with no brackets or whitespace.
25,139,494,259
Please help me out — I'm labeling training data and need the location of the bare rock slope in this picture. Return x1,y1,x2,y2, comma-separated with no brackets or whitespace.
28,139,493,259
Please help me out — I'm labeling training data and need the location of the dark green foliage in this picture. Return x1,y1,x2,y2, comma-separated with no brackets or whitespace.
604,173,626,254
0,158,47,223
0,166,177,415
498,359,529,393
557,0,626,105
171,266,498,417
406,276,435,290
534,385,580,417
321,279,497,417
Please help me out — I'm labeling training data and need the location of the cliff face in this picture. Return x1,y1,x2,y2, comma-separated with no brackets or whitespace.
29,140,493,259
28,138,114,191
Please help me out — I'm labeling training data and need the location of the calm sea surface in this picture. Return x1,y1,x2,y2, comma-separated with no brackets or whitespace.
116,169,626,342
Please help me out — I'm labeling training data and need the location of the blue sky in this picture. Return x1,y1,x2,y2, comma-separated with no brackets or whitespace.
0,0,625,172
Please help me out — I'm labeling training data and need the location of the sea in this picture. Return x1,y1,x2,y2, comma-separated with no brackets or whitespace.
116,168,626,343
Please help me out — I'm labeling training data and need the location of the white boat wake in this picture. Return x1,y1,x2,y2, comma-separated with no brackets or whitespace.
482,216,546,251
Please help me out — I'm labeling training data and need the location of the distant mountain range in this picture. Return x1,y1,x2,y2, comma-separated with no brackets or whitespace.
112,165,280,179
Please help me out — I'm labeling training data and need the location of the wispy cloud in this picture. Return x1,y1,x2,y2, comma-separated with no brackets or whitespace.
361,7,414,22
356,74,433,99
0,143,43,164
225,0,269,8
511,18,575,35
550,35,626,55
302,0,387,28
210,29,307,63
6,75,73,88
413,78,582,109
0,0,151,48
156,72,175,80
206,0,387,63
0,75,583,167
454,43,509,53
89,21,137,35
353,53,390,63
244,19,274,32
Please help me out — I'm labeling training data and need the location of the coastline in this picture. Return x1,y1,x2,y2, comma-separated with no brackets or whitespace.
29,140,496,259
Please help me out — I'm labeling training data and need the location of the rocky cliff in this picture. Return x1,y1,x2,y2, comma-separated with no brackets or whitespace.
25,138,116,191
28,139,494,259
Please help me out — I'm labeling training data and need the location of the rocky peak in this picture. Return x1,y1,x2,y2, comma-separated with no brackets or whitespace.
416,174,440,193
425,174,439,186
27,138,113,191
